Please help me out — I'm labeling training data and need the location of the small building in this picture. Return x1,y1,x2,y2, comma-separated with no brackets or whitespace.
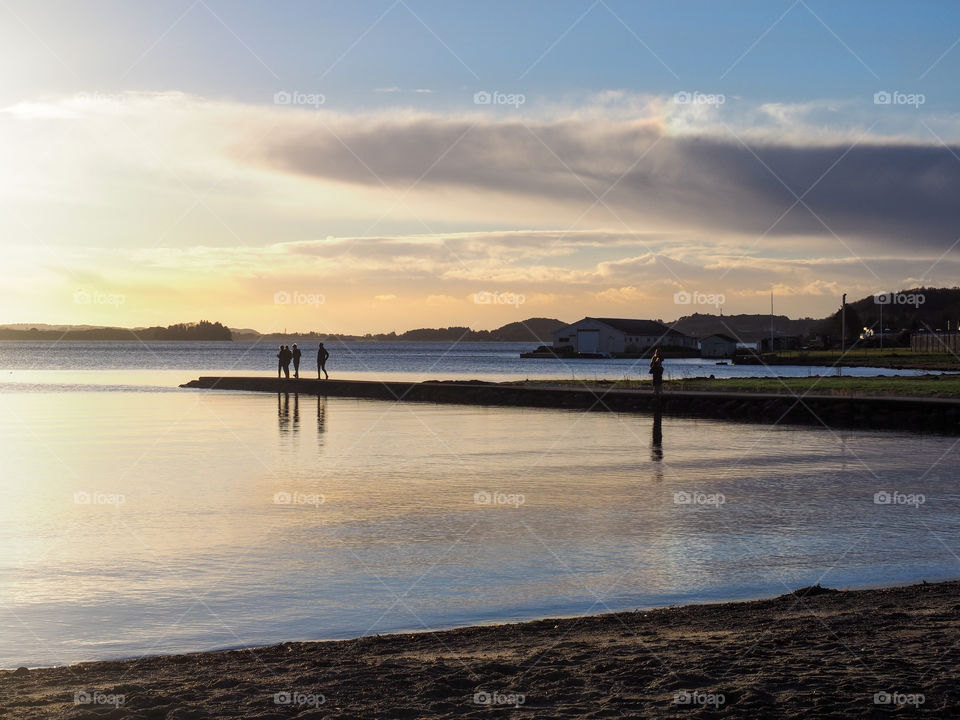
759,335,800,353
700,333,738,358
912,331,960,353
552,317,697,355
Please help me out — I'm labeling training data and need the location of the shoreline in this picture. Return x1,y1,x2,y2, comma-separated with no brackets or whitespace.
10,573,957,671
5,578,960,718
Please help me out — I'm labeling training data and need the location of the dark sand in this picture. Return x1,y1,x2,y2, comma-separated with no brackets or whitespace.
3,581,959,718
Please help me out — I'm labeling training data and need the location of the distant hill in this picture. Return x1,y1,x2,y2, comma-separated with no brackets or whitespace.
233,318,568,343
844,287,960,332
669,288,960,345
7,290,958,345
671,312,817,342
490,317,568,341
0,320,232,341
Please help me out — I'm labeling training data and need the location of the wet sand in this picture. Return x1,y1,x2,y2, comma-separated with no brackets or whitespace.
3,580,959,718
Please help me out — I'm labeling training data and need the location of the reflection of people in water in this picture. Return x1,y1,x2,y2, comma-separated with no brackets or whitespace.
651,406,663,462
317,396,327,439
278,392,290,432
292,393,299,432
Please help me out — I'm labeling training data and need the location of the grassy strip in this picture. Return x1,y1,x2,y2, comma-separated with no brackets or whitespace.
771,349,959,369
507,375,960,399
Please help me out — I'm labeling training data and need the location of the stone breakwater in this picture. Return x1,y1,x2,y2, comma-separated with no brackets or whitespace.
180,377,960,434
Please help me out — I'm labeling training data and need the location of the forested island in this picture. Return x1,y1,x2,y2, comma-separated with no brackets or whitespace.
0,320,232,341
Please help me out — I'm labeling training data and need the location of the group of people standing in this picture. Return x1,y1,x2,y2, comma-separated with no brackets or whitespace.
277,343,330,380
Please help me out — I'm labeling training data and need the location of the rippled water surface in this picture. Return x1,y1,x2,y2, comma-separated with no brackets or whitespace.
1,387,958,668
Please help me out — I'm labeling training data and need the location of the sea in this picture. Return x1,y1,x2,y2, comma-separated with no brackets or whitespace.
1,340,957,668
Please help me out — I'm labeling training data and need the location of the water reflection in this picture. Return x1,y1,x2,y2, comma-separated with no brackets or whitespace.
317,396,327,440
5,391,960,668
651,405,663,463
278,393,326,442
277,393,300,433
278,392,290,432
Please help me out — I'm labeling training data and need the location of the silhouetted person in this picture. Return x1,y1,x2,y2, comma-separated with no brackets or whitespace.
649,347,664,396
292,343,302,379
276,345,285,378
279,345,292,379
317,343,329,379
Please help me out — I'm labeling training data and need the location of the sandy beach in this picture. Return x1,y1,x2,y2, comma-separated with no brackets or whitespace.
3,580,958,718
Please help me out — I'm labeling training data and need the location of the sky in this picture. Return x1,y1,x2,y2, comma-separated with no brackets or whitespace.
3,0,960,333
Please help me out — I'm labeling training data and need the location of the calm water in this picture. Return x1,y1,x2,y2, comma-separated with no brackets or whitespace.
0,340,941,391
0,343,957,668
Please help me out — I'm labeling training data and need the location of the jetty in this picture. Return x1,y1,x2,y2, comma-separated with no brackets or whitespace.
180,376,960,434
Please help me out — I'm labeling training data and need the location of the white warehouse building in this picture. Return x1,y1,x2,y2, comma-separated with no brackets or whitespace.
552,317,697,355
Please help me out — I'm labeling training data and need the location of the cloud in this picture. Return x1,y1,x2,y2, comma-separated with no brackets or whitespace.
252,107,960,248
6,91,960,329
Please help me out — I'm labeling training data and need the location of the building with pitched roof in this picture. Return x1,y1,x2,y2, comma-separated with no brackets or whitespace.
551,317,697,355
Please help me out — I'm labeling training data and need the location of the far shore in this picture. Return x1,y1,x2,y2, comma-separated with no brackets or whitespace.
4,579,959,718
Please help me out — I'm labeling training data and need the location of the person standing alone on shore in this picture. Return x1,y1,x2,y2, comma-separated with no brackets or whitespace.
649,347,664,396
291,343,302,379
317,343,329,380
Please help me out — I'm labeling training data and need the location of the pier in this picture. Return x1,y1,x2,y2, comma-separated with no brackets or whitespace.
180,376,960,434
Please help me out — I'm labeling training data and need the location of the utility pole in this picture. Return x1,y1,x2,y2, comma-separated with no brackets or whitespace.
770,292,774,354
879,301,883,352
841,293,847,356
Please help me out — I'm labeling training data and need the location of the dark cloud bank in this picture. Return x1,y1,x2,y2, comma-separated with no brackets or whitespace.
258,117,960,249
